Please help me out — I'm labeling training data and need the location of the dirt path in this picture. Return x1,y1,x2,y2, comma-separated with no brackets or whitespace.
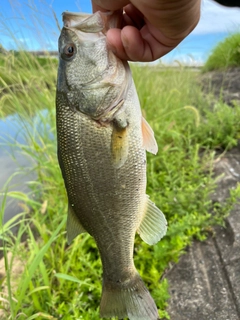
167,68,240,319
201,67,240,106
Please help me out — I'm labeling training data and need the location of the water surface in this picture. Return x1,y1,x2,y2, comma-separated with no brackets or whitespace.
0,111,51,224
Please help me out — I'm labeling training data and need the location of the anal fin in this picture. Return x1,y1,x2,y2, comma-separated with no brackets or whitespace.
67,204,86,244
137,195,167,245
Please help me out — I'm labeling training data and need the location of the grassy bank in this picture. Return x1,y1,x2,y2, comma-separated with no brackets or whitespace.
1,50,240,320
203,32,240,72
0,51,57,118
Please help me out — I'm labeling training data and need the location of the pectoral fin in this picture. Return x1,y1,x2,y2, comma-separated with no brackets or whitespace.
111,126,128,169
111,113,129,169
67,205,86,244
141,116,158,155
137,195,167,245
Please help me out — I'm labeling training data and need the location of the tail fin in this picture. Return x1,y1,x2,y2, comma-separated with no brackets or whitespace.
100,272,159,320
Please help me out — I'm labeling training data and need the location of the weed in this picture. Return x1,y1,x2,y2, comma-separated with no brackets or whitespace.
203,32,240,72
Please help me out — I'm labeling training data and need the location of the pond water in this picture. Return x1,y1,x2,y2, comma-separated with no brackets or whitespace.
0,110,51,224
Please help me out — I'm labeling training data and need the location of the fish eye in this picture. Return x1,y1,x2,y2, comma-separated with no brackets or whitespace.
62,43,76,60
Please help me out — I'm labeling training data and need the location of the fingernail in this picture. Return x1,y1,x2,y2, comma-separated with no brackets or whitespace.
122,33,129,49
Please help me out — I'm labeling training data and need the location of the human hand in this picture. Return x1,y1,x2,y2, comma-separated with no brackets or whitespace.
91,0,201,62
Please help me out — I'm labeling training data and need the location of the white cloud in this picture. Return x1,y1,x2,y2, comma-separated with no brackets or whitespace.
193,0,240,34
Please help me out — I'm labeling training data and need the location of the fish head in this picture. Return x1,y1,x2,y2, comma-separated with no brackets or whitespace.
57,11,130,122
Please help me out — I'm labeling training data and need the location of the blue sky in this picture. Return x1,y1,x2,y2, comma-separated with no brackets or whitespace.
1,0,240,65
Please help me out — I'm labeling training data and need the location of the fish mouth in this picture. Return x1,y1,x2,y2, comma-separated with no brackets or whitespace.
63,11,104,31
79,61,132,123
62,11,118,34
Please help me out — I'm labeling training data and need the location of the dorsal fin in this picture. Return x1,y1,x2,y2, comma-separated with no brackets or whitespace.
141,116,158,155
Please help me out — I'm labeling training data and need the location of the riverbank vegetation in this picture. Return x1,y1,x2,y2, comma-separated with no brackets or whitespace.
202,32,240,72
1,32,240,319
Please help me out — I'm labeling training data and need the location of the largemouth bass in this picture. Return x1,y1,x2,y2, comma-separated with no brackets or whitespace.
56,11,167,320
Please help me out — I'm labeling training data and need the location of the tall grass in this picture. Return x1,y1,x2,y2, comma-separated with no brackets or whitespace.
0,51,57,118
203,32,240,72
0,49,240,319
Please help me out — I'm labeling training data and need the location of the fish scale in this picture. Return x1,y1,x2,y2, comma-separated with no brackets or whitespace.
56,10,167,320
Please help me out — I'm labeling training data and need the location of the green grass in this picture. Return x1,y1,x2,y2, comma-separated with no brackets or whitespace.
203,32,240,72
0,51,57,118
0,51,240,320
